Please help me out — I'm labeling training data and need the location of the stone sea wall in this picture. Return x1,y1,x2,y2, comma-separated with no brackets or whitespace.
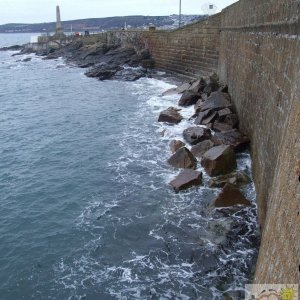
138,0,299,285
218,0,300,284
143,15,221,78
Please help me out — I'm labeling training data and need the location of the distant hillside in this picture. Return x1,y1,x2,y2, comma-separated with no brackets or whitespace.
0,15,206,33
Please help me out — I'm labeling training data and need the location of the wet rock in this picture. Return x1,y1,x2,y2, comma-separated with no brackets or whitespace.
169,169,202,192
22,57,32,62
201,145,237,176
212,122,234,132
158,107,183,124
85,63,121,80
162,87,178,96
170,140,185,153
191,140,214,159
212,129,250,152
167,147,197,169
183,127,212,145
78,62,95,68
200,92,231,112
211,183,251,207
0,44,23,51
114,67,147,81
208,171,251,188
178,91,201,107
176,82,191,93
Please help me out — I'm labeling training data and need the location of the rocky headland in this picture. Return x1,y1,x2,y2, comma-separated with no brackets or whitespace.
1,40,155,82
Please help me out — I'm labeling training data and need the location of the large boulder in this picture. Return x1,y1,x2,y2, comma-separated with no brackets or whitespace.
85,63,121,80
167,147,197,169
183,127,212,145
178,91,201,107
170,169,202,192
211,184,251,207
216,108,232,120
212,129,250,152
194,109,218,125
158,107,183,124
162,87,178,96
176,82,191,94
212,122,234,132
208,171,251,188
200,91,231,112
188,78,207,93
170,140,185,153
201,145,237,176
191,140,214,159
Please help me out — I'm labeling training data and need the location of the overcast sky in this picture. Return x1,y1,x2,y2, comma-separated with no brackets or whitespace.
0,0,238,25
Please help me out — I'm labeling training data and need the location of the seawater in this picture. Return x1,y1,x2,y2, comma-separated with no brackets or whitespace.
0,34,259,300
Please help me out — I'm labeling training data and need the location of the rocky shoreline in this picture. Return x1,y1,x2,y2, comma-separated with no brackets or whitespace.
1,41,155,82
159,74,254,209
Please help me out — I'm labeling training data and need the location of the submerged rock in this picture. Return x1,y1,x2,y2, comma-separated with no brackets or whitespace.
22,57,32,62
211,183,251,207
208,171,251,188
167,147,197,169
170,169,202,192
201,145,237,176
158,107,183,124
170,140,185,153
183,127,212,145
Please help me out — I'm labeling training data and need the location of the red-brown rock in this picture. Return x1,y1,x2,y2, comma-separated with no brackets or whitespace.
211,184,251,207
183,127,212,145
170,140,185,153
201,145,237,176
212,122,234,132
167,147,197,169
170,169,202,192
200,91,231,112
158,107,183,124
212,129,250,152
191,140,214,159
